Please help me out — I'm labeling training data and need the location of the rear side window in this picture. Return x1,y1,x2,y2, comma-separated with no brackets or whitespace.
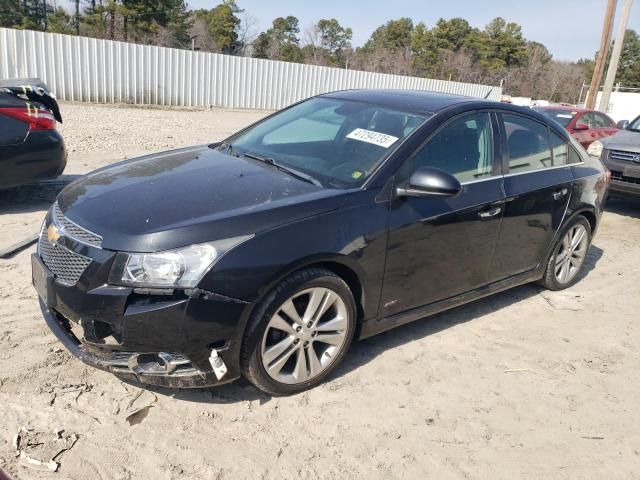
568,145,583,164
503,114,552,173
594,113,614,128
549,131,568,165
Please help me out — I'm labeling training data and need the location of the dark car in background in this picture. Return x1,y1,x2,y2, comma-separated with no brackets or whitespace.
33,90,608,396
534,106,619,149
587,114,640,197
0,79,66,190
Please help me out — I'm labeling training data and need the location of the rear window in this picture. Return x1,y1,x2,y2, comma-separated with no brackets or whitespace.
534,109,577,128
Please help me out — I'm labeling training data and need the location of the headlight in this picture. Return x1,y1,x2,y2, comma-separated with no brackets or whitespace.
587,140,604,158
110,236,253,288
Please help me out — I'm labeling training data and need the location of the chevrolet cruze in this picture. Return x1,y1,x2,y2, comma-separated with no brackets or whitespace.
33,90,609,395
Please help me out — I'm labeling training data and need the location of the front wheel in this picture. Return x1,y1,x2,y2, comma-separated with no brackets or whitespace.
241,268,356,396
540,216,592,290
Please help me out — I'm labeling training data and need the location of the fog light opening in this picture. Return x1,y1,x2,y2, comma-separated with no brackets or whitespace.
128,352,177,375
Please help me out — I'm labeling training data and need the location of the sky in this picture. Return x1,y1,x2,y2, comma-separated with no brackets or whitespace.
185,0,640,62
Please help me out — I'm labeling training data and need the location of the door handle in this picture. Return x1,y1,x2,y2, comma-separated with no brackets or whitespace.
478,206,501,219
553,188,568,200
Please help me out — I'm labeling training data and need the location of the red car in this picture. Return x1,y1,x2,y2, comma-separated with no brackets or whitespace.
533,106,619,148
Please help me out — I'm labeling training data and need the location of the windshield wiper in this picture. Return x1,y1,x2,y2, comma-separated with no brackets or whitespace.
242,152,323,187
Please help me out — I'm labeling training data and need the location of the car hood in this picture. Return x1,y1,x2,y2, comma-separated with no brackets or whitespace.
58,146,348,252
602,129,640,153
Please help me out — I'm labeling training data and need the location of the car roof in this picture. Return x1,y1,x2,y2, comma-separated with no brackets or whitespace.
319,89,489,114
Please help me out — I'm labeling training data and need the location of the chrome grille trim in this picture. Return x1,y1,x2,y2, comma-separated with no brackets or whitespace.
610,150,640,163
610,170,640,185
52,202,103,248
38,229,92,286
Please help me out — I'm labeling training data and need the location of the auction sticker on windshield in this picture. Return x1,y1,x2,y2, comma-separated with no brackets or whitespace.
346,128,399,148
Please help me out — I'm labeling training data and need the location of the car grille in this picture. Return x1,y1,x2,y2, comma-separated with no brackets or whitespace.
610,170,640,185
38,227,92,286
610,150,640,163
52,202,102,248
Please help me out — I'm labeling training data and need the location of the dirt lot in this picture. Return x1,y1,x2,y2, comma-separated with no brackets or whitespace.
1,103,640,480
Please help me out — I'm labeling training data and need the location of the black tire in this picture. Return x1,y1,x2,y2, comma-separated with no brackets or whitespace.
241,268,357,396
540,215,592,291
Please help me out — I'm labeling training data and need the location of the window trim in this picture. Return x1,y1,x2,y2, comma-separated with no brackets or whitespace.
394,109,502,185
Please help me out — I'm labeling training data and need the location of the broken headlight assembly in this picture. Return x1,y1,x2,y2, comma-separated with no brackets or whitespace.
109,236,253,288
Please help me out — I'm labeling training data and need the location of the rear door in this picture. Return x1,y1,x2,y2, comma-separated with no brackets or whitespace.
379,111,505,316
491,112,575,280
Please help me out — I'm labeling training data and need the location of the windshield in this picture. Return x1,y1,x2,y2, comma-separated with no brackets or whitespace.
626,115,640,132
534,108,577,127
219,97,428,188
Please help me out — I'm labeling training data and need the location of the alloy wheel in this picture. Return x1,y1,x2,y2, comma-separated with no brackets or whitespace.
260,287,349,384
554,224,589,284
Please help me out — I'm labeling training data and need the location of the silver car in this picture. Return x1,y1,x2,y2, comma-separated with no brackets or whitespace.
588,115,640,196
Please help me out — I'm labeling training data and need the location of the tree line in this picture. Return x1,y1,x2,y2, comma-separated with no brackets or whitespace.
1,0,638,103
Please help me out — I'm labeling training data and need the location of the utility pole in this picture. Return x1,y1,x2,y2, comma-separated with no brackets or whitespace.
598,0,634,113
75,0,80,35
585,0,617,109
43,0,48,31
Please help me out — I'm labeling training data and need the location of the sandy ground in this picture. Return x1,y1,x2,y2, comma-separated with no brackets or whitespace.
1,103,640,480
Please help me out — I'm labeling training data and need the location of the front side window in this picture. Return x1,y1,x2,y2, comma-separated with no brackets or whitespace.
504,114,553,173
224,97,428,188
580,112,598,129
404,112,495,183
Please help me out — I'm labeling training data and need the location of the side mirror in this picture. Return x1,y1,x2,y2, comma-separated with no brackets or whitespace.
396,166,462,198
574,123,589,131
616,120,629,129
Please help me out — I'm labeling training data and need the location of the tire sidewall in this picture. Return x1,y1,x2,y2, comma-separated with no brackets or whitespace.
243,269,357,396
543,216,592,290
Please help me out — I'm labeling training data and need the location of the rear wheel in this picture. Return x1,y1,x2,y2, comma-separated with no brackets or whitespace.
540,216,591,290
241,268,356,396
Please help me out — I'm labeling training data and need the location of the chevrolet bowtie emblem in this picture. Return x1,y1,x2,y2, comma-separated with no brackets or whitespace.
47,224,61,244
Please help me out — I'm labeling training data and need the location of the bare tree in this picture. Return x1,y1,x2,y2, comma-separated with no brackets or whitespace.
236,12,258,56
188,17,219,52
302,23,325,65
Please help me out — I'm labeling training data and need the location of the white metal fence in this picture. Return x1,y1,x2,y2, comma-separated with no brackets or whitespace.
0,27,502,109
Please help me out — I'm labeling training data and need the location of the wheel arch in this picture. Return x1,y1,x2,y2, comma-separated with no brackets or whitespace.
576,209,597,234
255,255,368,324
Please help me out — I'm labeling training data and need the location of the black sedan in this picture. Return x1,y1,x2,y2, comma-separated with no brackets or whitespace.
33,89,609,395
0,79,66,190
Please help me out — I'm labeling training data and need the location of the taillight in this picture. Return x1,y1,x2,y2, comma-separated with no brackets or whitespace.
0,107,56,131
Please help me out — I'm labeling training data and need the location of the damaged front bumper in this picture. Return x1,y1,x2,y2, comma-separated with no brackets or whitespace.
33,248,250,388
40,300,238,388
42,302,223,388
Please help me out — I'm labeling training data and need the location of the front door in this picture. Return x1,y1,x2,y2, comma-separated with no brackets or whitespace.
380,111,505,317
